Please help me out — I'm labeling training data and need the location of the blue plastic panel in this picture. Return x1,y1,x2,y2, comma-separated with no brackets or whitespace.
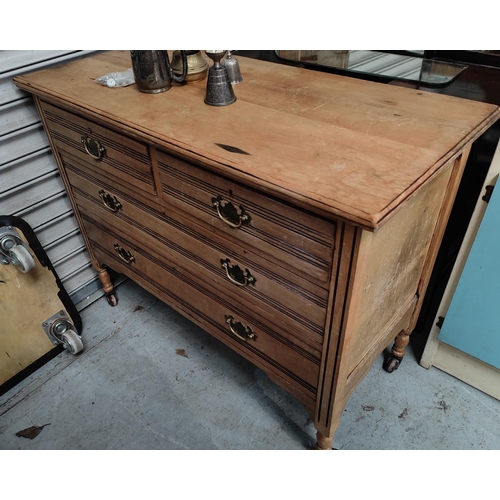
438,178,500,369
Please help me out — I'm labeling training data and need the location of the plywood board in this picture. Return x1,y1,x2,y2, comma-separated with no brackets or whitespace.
0,234,65,385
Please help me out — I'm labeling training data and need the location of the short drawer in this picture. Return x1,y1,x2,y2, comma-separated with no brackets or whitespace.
67,165,327,356
39,100,155,194
83,216,321,398
157,150,336,285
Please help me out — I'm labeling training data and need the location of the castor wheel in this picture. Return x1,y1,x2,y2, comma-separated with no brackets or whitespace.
383,354,403,373
0,226,36,273
9,244,36,273
106,292,118,307
61,329,84,354
41,310,84,355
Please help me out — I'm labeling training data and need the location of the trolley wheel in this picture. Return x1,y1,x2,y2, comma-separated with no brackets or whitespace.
61,330,84,355
10,244,35,273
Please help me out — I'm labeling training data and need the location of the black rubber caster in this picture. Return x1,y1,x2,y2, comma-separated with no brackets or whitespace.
383,354,403,373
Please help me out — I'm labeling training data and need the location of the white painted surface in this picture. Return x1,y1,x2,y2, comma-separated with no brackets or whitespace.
420,139,500,401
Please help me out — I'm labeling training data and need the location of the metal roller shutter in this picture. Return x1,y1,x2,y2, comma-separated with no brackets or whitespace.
0,50,103,308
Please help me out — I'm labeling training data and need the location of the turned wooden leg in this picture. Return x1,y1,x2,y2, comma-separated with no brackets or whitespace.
98,267,118,306
383,328,411,373
315,431,334,450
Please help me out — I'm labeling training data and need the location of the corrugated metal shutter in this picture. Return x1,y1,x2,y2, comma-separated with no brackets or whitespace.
0,50,103,307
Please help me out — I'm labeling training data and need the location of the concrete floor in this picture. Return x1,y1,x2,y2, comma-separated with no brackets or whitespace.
1,279,500,450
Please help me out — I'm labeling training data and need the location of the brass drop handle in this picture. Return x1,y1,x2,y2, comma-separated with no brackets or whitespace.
81,134,106,161
114,243,135,264
225,315,257,342
99,190,122,213
221,258,255,287
212,195,251,229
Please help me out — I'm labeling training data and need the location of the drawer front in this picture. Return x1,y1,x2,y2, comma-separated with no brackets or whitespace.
39,100,155,194
83,216,320,397
66,162,327,356
157,150,336,285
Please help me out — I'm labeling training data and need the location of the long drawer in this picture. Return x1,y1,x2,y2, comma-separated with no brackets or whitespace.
39,100,156,195
64,156,327,355
83,216,321,401
157,149,336,286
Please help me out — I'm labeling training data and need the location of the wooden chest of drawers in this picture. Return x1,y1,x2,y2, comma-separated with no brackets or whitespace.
14,51,500,449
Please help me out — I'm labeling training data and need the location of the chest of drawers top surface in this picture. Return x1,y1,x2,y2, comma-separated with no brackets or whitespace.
14,50,500,229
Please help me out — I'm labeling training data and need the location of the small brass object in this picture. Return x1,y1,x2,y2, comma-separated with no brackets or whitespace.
221,258,255,287
225,315,257,342
171,50,209,84
113,243,135,264
99,190,122,213
212,195,250,228
81,134,106,160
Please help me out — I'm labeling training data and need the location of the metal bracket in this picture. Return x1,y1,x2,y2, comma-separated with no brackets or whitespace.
436,316,445,329
41,310,84,354
0,215,82,334
0,226,35,272
482,184,495,203
0,226,28,262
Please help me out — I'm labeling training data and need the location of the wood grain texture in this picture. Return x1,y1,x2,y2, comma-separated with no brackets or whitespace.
84,217,320,397
346,156,455,374
14,51,500,229
15,52,500,448
39,100,155,194
68,166,327,356
0,240,58,385
158,149,335,284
